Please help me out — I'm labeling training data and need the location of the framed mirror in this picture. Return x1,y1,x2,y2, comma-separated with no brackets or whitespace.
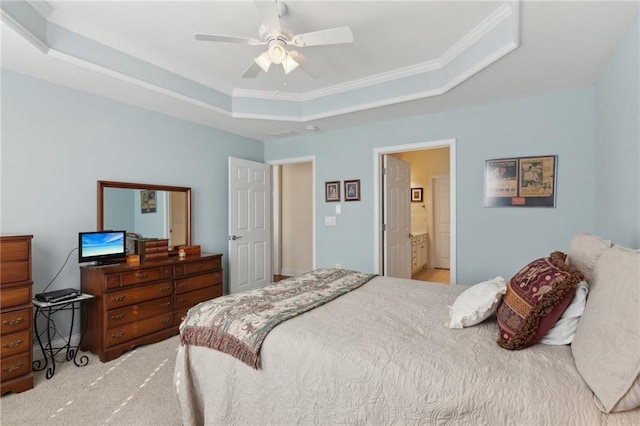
97,180,191,247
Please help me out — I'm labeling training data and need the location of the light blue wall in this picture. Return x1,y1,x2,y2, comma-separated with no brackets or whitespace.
595,16,640,248
1,70,264,296
266,88,598,284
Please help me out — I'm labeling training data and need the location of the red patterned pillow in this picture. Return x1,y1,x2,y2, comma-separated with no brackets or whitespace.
497,251,584,350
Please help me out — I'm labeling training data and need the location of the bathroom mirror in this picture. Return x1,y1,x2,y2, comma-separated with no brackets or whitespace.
97,180,191,247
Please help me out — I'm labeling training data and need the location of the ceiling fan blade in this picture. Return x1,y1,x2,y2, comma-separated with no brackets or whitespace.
292,26,353,47
195,33,265,46
254,0,282,35
241,61,264,79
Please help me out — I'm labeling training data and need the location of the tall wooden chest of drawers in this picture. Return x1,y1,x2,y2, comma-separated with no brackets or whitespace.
81,253,222,362
0,234,34,395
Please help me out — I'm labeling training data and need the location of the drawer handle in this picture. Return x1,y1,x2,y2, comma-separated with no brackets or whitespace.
2,362,23,373
195,263,204,269
2,339,24,349
111,332,125,339
177,283,187,289
2,317,24,326
109,278,118,284
159,287,171,293
111,296,126,303
177,297,186,304
135,273,148,280
111,314,125,321
159,302,171,308
161,318,171,325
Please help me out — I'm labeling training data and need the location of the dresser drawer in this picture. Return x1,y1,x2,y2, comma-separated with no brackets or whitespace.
175,272,222,294
1,352,30,382
121,268,163,286
106,296,173,328
103,274,122,290
0,261,30,285
0,239,30,262
183,258,218,275
0,308,30,334
0,329,30,358
105,281,173,310
0,285,31,309
175,285,221,311
174,285,222,326
105,313,173,347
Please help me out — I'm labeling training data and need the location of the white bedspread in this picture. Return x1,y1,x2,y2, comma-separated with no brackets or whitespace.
174,276,640,425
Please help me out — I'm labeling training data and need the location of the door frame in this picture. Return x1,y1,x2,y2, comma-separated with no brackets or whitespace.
373,138,457,283
266,156,317,273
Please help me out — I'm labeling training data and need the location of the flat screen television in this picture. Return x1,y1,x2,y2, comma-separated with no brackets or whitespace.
79,230,126,265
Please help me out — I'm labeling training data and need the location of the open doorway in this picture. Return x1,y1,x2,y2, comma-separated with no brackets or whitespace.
373,139,456,284
269,157,316,283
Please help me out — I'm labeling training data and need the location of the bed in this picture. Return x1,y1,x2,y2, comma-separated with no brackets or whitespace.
174,235,640,425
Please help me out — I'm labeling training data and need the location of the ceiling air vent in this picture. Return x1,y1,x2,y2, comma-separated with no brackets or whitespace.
269,130,298,138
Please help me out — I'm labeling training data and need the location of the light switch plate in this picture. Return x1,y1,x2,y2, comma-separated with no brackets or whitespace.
324,216,336,226
335,205,341,214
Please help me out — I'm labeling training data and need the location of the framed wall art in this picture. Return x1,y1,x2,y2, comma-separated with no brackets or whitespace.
411,187,423,202
344,179,360,201
325,181,340,202
140,190,157,213
484,155,557,207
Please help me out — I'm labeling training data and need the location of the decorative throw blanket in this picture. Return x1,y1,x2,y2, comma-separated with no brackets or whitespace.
179,268,376,369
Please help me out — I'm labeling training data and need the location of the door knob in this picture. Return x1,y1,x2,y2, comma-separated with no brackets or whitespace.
230,235,242,241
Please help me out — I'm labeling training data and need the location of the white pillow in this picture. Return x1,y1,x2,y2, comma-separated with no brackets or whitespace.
539,281,589,345
572,245,640,413
446,277,507,328
567,233,612,283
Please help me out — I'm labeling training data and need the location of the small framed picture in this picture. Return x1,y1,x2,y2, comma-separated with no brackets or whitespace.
344,179,360,201
140,190,157,213
411,187,423,202
325,181,340,202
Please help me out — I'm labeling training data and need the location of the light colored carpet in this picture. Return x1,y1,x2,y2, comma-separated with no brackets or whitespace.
1,336,183,425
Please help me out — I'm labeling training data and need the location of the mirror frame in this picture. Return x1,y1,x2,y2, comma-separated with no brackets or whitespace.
97,180,192,246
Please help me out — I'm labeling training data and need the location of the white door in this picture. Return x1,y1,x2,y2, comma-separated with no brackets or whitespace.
432,176,450,269
383,155,411,278
228,157,271,294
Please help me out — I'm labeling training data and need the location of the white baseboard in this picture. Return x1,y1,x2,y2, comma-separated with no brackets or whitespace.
32,333,82,362
280,268,307,277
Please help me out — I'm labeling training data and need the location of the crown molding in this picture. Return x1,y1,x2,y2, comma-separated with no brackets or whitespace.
47,48,233,117
233,38,519,124
438,2,514,67
1,10,48,53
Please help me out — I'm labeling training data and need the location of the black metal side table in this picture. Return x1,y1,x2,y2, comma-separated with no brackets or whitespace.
32,293,95,379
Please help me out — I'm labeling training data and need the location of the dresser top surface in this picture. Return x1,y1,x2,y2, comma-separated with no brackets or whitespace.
0,234,33,240
80,252,222,272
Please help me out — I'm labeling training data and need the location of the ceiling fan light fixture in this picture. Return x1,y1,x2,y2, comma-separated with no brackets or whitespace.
282,55,299,74
255,52,272,73
267,41,287,64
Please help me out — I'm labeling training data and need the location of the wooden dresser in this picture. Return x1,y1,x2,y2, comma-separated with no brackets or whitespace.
81,253,222,362
0,234,34,395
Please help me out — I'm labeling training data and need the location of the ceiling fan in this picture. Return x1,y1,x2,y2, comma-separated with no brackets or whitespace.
195,0,354,78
